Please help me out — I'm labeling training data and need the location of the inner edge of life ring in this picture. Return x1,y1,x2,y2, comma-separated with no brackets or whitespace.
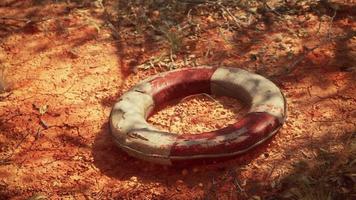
109,66,287,165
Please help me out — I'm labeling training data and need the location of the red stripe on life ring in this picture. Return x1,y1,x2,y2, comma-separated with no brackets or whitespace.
149,67,217,105
169,112,280,159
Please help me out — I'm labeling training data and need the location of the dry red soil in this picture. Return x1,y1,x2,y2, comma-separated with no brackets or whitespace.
0,1,355,199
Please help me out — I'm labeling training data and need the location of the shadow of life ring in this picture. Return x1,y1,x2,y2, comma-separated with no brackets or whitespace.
110,67,287,165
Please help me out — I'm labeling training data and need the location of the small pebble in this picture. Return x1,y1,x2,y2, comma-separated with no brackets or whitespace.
130,176,138,182
193,167,199,173
152,10,160,18
181,169,188,176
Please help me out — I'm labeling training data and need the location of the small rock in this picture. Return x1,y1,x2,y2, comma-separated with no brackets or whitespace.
193,167,199,173
152,10,160,20
130,176,138,182
181,169,188,176
206,16,214,23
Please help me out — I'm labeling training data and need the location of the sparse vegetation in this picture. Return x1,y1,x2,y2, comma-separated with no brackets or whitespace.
271,136,356,200
0,0,355,199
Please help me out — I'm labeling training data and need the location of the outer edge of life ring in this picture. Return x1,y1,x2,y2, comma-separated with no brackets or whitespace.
109,66,287,165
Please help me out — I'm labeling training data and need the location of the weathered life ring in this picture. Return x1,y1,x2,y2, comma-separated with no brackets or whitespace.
110,66,286,165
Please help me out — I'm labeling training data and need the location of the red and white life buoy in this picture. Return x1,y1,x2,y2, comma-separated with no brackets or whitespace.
110,67,286,165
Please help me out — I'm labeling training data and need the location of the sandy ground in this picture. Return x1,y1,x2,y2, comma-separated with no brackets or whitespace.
0,1,355,199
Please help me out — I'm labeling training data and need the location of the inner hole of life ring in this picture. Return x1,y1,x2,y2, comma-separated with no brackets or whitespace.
147,94,250,135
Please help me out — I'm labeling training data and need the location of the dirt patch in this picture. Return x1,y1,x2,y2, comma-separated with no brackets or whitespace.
0,0,355,199
149,94,248,135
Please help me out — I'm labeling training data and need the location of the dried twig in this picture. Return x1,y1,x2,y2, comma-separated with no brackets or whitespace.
0,16,52,24
229,169,248,197
315,17,323,35
263,1,282,16
0,131,31,165
169,48,176,69
276,8,337,76
180,93,218,103
0,17,31,22
283,44,320,74
204,176,218,200
216,2,242,29
97,1,120,40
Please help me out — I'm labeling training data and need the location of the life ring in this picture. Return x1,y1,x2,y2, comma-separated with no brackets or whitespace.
110,66,286,165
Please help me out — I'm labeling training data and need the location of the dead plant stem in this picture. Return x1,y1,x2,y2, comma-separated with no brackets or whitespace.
279,8,337,76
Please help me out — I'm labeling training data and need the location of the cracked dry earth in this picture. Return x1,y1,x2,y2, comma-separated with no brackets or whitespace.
0,1,355,200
